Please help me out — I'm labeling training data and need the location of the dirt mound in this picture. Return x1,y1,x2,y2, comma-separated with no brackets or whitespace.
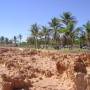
0,48,90,90
1,74,31,90
74,57,87,73
0,48,9,54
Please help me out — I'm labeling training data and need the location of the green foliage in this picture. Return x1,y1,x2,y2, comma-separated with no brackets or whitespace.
83,21,90,47
83,21,90,33
30,23,40,36
58,28,69,33
12,12,90,49
29,23,40,48
2,11,90,49
61,12,76,25
49,17,60,28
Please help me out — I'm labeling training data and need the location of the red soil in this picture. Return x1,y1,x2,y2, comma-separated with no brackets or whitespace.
0,48,90,90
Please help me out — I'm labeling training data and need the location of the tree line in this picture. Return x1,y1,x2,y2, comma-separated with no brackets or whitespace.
27,12,90,49
0,34,22,46
0,12,90,49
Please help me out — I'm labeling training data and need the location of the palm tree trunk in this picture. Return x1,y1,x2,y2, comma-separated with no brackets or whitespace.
88,38,90,47
20,39,21,46
45,36,47,49
35,37,37,49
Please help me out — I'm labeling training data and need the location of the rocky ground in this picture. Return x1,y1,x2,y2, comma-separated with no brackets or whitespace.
0,47,90,90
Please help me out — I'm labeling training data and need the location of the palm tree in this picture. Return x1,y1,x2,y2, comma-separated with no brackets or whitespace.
61,12,76,25
14,36,17,46
30,23,40,48
0,36,4,44
75,27,86,48
80,32,86,48
59,22,75,48
83,21,90,47
60,12,77,48
38,31,43,48
42,26,49,48
49,17,61,47
18,34,22,45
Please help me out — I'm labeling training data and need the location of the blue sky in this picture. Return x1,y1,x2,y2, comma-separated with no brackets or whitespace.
0,0,90,41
